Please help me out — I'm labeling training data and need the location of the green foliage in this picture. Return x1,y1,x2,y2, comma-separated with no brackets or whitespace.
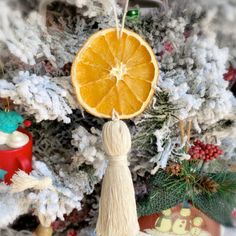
194,191,235,226
138,171,186,216
138,170,236,226
193,172,236,226
133,91,177,157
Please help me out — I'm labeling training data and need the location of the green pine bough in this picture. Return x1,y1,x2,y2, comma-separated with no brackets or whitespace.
133,91,177,157
137,168,236,226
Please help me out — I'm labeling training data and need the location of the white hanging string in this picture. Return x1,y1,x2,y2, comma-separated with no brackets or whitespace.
112,108,119,121
109,0,130,119
111,0,120,38
120,0,129,38
111,0,130,39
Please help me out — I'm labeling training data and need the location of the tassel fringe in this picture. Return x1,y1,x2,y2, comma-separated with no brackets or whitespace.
11,170,54,193
96,120,139,236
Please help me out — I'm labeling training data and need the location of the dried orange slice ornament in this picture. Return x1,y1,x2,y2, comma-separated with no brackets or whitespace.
71,28,159,119
71,26,159,236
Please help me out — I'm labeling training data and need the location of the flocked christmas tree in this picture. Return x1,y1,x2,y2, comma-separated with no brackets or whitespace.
0,0,236,235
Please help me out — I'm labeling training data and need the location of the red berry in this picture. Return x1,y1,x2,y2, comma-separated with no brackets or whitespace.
194,140,202,146
189,140,224,161
164,42,174,53
67,230,77,236
232,209,236,218
24,120,32,127
200,150,204,155
224,67,236,82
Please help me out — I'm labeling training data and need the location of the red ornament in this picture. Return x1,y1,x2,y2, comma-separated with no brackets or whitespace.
67,229,77,236
224,67,236,82
232,209,236,218
0,128,32,184
164,42,174,53
188,140,223,162
51,220,66,231
24,120,32,128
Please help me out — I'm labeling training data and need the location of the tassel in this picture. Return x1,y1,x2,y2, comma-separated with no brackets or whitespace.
35,213,53,236
11,170,54,193
11,171,54,236
96,120,140,236
35,225,53,236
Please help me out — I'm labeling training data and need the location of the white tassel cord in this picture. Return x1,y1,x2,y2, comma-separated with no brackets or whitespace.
96,120,140,236
11,171,54,236
11,170,54,193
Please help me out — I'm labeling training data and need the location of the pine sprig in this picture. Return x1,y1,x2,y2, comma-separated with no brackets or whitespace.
194,190,236,226
137,171,186,216
138,169,236,226
133,91,177,156
209,172,236,194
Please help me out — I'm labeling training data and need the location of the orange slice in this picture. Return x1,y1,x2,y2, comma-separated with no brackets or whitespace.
71,28,159,119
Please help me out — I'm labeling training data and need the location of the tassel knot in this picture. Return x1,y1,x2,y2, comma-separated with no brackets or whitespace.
108,155,128,167
102,119,131,156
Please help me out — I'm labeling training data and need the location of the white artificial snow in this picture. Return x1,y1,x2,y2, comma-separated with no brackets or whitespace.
0,184,29,228
0,229,32,236
154,125,171,152
0,0,235,232
198,0,236,65
0,72,73,123
24,161,82,223
72,126,107,179
0,79,16,98
0,1,54,65
53,76,80,110
160,31,234,129
0,0,118,67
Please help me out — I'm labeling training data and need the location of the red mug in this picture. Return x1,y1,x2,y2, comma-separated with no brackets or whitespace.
0,127,32,184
